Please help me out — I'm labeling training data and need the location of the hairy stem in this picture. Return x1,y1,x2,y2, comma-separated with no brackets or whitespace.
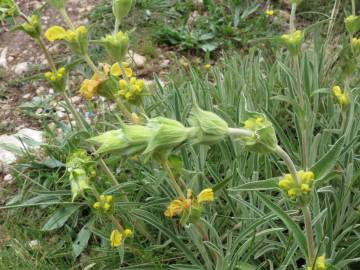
290,3,297,33
83,54,100,73
162,160,185,199
302,205,316,265
37,37,57,73
59,8,75,29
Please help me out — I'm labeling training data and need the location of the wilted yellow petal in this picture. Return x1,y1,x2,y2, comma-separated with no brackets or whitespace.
164,199,185,217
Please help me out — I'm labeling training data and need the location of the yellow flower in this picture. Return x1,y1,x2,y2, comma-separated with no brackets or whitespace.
197,188,214,203
119,79,128,90
287,188,298,198
93,202,101,209
332,85,342,97
110,229,123,247
338,94,349,106
204,64,211,71
301,184,310,193
315,256,326,270
45,25,66,41
265,10,274,17
79,73,104,100
110,62,133,77
164,199,185,217
123,228,133,237
279,179,292,190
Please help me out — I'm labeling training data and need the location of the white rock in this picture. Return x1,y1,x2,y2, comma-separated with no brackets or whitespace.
71,96,81,104
56,111,66,119
49,88,54,95
35,108,43,115
160,59,170,68
4,174,14,184
128,50,146,68
36,86,45,95
22,93,32,99
0,47,8,68
28,240,40,249
17,128,43,143
14,62,30,75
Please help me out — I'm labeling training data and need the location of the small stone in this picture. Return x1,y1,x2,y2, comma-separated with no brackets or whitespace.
71,96,81,104
22,93,32,99
49,88,54,95
4,174,14,184
0,47,8,68
128,51,146,68
160,59,170,68
28,240,40,249
35,108,43,114
56,111,66,119
36,86,45,95
14,62,30,75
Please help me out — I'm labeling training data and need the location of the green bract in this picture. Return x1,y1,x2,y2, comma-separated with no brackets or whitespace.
188,106,229,144
66,150,95,201
14,15,41,39
240,111,277,154
144,117,190,159
345,15,360,35
112,0,132,22
101,32,129,62
46,0,67,10
280,30,304,56
88,125,154,155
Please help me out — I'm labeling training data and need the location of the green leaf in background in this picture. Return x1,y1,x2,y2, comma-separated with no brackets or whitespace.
72,222,92,258
229,177,280,192
256,193,308,257
310,136,344,180
42,205,80,231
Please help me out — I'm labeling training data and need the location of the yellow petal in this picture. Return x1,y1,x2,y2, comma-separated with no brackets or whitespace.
45,26,66,41
110,230,123,247
93,202,101,209
164,199,185,217
123,229,133,237
197,188,214,204
111,63,122,76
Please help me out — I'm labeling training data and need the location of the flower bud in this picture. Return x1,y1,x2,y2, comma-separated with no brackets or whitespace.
88,125,153,156
345,15,360,35
144,117,191,158
280,30,304,56
44,67,67,93
46,0,67,10
188,106,229,144
101,31,129,62
112,0,133,22
15,15,41,39
241,113,278,154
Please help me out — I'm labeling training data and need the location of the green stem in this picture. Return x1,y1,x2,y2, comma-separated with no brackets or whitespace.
116,97,136,123
37,37,57,73
290,3,297,33
302,205,316,265
83,54,100,73
114,18,120,35
162,160,185,199
275,145,316,265
59,8,75,29
352,0,356,15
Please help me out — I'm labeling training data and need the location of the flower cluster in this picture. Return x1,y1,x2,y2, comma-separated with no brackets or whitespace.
110,228,133,248
164,188,214,223
17,15,41,39
281,30,304,56
278,170,315,199
345,15,360,35
332,85,349,107
241,114,278,154
307,256,327,270
66,150,96,201
265,10,274,17
44,67,66,92
45,25,88,55
93,195,113,211
119,76,145,102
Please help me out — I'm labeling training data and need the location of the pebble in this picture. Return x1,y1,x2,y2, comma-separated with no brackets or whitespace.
0,47,8,68
36,86,46,95
22,93,32,99
128,51,146,68
36,108,43,115
4,174,14,184
14,62,30,75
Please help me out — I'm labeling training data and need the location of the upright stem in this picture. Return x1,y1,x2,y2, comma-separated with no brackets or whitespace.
275,145,316,265
352,0,356,15
37,37,57,73
114,18,120,35
302,205,316,265
162,160,185,199
83,54,100,73
59,8,75,29
290,3,297,33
